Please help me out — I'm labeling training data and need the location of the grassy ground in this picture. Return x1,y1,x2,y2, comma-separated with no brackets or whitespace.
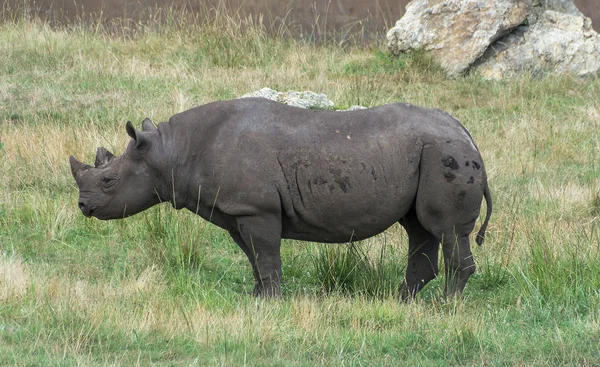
1,14,600,366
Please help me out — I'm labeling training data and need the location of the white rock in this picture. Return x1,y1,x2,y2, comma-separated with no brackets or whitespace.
386,0,532,76
476,10,600,78
339,105,368,111
240,87,279,100
276,91,334,110
240,88,334,110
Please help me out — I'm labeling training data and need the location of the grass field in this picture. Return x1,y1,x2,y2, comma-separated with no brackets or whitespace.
1,12,600,366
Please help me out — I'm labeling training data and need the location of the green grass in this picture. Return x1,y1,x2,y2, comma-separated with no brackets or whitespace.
1,12,600,366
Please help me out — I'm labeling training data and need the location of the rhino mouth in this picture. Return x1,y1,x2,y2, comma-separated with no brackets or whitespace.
78,201,99,218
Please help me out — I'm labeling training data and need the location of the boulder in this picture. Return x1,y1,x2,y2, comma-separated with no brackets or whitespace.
475,10,600,78
386,0,532,76
240,88,334,110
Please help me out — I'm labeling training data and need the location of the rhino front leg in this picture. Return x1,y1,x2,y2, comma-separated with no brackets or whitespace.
229,231,261,291
230,214,282,298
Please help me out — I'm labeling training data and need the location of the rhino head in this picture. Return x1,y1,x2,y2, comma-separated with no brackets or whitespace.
70,118,167,220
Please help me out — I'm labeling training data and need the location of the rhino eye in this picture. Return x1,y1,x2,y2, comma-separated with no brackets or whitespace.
100,176,118,188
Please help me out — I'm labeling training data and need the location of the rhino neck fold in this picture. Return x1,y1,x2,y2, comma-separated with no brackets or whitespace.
158,120,198,211
157,106,229,222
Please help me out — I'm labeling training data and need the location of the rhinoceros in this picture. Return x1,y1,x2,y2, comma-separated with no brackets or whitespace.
70,98,492,299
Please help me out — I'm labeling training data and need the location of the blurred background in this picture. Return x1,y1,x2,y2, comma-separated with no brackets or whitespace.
3,0,598,42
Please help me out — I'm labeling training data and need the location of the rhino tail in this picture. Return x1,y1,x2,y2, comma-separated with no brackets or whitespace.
475,182,492,246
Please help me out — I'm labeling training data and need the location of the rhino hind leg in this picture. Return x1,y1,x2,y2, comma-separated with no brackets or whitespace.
413,144,485,298
415,201,479,298
399,209,439,301
441,234,475,297
230,214,282,298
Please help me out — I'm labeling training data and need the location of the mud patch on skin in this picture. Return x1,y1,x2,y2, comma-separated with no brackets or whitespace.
337,177,351,192
458,190,466,200
329,166,352,193
442,156,459,170
444,172,456,182
312,176,328,185
370,167,378,181
471,161,480,170
335,176,351,192
467,176,474,184
465,161,470,167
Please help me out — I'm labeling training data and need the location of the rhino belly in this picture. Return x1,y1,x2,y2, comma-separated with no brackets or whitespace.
278,149,419,243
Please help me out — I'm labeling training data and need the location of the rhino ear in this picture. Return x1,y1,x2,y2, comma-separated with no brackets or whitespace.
126,121,152,150
94,147,116,167
141,118,157,132
69,155,91,182
126,121,137,140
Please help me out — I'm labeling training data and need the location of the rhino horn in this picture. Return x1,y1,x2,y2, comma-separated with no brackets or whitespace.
69,155,91,182
141,118,157,132
94,147,116,168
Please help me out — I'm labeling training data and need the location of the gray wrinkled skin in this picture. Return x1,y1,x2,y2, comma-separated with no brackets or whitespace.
70,98,492,300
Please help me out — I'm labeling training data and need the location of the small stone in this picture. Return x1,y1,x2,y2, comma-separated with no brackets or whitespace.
276,90,334,110
240,87,279,101
340,105,368,111
240,88,334,110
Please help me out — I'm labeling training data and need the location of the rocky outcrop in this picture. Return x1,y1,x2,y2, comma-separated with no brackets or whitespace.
476,10,600,78
240,88,335,110
387,0,600,78
386,0,532,76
